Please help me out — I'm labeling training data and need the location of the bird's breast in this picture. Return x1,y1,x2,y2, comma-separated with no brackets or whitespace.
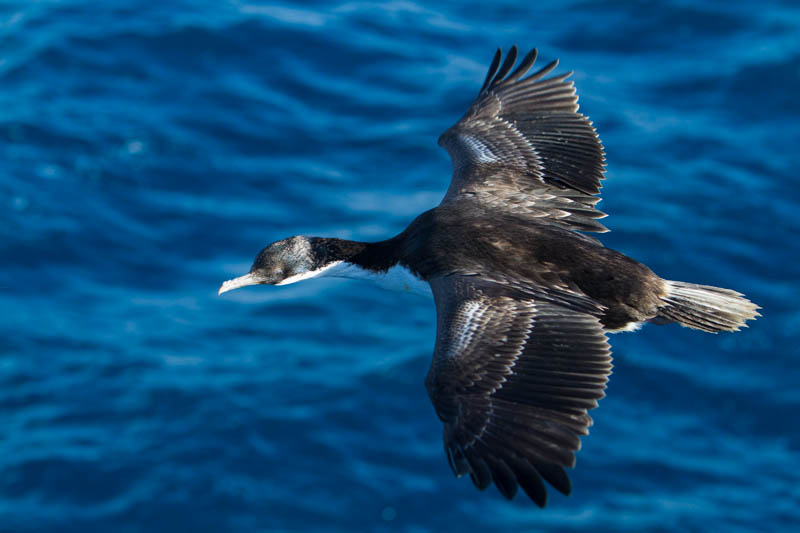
328,261,432,297
372,264,433,297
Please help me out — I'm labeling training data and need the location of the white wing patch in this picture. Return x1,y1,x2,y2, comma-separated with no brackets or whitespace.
458,133,499,164
447,300,486,358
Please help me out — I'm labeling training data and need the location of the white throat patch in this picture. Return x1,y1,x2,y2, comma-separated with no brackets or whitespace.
274,261,346,286
277,261,431,297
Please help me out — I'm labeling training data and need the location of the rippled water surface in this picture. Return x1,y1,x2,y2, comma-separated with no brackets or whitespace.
2,1,799,531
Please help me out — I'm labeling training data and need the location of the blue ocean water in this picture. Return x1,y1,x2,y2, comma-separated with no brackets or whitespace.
2,1,799,531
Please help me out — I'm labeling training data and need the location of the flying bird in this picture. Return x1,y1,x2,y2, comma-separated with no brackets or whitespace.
219,46,760,506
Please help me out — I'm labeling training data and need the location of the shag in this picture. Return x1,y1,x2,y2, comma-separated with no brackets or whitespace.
219,47,760,506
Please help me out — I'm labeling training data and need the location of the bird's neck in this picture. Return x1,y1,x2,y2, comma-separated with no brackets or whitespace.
306,236,430,297
309,236,402,273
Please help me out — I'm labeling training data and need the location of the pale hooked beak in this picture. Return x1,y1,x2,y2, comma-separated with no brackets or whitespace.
218,273,260,295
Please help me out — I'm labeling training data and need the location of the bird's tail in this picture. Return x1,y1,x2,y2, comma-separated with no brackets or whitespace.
657,281,760,333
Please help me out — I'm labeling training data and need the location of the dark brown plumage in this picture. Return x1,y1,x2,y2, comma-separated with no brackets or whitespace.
218,46,761,507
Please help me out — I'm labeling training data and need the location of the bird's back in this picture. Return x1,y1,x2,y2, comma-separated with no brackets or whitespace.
397,204,664,329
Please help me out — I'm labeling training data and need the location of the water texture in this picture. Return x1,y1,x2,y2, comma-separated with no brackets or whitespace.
1,1,799,531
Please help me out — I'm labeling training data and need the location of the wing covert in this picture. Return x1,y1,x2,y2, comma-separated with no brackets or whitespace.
439,46,608,233
425,276,612,506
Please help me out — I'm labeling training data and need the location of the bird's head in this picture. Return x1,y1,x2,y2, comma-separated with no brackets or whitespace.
218,236,319,294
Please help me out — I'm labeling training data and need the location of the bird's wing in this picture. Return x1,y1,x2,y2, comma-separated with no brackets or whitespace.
438,46,608,233
426,275,612,506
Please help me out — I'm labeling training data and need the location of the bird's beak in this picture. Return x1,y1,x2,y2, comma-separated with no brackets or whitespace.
218,273,260,295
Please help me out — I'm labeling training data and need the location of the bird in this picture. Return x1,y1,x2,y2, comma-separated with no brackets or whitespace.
218,46,760,506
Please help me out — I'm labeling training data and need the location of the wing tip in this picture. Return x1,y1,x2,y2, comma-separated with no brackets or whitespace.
480,45,555,95
455,452,576,505
479,47,503,94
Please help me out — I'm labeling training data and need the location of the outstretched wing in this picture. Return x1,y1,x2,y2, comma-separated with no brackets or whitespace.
426,276,612,506
439,46,608,233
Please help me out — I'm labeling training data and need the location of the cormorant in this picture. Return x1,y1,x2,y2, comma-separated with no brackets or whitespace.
219,46,760,506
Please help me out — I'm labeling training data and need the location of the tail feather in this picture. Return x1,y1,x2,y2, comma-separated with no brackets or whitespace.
658,281,760,333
